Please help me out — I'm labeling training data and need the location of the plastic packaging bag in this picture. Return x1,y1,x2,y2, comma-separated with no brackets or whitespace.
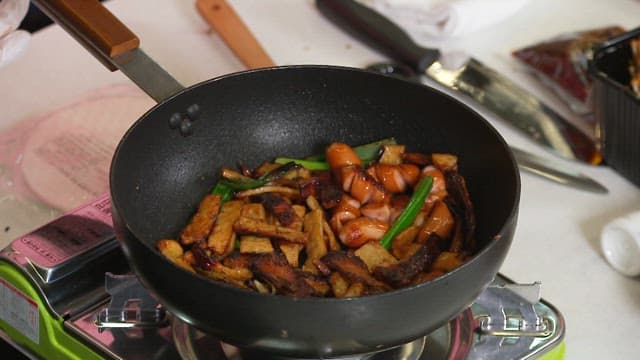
512,26,626,115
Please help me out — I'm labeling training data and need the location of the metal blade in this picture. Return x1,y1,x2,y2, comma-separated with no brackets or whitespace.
426,60,601,165
113,49,185,103
510,147,608,193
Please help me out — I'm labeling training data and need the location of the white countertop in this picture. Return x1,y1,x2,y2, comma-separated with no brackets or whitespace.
1,1,639,359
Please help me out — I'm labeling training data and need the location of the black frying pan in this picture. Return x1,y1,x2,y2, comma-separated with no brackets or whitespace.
35,0,520,357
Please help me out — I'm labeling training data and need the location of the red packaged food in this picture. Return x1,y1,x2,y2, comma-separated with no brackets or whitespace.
513,26,626,114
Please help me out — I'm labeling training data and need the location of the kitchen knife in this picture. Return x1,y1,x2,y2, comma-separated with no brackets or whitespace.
316,0,602,165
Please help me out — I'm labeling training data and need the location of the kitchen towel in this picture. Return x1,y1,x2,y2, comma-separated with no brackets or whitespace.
0,0,30,68
366,0,530,41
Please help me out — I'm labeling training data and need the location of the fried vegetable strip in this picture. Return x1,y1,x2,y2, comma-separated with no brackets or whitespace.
235,186,299,198
304,209,327,261
373,244,433,288
208,200,244,255
329,272,349,298
432,251,466,272
278,205,306,266
379,144,405,165
261,193,299,226
354,241,398,272
234,216,308,244
239,204,273,254
444,171,476,252
180,194,222,245
323,220,341,251
320,251,390,291
252,252,327,297
197,262,253,288
390,225,421,260
157,239,195,273
431,153,458,172
239,236,274,254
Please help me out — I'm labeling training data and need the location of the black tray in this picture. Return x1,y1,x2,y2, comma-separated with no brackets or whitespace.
591,27,640,187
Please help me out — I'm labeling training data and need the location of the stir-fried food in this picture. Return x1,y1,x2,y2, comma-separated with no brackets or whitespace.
156,139,477,297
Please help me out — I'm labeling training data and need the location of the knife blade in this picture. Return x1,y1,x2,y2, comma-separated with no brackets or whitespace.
316,0,602,165
510,147,607,193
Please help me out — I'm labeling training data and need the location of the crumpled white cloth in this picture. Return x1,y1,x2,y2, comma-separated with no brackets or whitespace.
0,0,30,68
366,0,530,41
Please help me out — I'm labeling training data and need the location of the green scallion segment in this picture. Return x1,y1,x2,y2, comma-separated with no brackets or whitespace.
379,176,433,249
274,157,330,170
353,137,397,165
212,181,235,203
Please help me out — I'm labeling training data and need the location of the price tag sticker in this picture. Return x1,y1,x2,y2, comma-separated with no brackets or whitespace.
11,194,113,268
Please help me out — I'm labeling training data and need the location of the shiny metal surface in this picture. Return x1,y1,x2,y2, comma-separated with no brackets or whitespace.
173,318,427,360
65,304,181,360
169,275,565,360
0,195,128,321
468,277,566,360
426,60,601,165
511,147,608,194
95,273,168,330
112,49,185,103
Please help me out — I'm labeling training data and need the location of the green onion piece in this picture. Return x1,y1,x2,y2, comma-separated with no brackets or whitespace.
354,137,397,164
212,182,235,203
379,176,433,249
259,162,303,182
218,178,265,191
274,158,330,170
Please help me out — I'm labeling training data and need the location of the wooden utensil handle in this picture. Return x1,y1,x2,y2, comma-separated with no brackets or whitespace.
196,0,275,69
32,0,139,71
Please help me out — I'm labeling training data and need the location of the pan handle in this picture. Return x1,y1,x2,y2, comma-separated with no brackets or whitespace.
32,0,139,71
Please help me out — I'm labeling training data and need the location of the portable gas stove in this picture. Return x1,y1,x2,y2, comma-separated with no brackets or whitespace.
0,195,565,359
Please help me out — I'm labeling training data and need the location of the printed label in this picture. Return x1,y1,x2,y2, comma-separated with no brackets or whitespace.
0,278,39,344
12,194,113,268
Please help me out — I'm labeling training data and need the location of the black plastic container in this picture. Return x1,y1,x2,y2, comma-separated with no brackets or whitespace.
591,27,640,187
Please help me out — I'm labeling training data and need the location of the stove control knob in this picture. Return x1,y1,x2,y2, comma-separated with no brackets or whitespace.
601,211,640,277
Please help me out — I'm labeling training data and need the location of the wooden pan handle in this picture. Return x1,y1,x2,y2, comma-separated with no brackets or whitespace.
196,0,275,69
32,0,139,71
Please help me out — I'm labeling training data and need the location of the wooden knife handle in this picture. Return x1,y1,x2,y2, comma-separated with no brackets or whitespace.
196,0,275,69
32,0,139,71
